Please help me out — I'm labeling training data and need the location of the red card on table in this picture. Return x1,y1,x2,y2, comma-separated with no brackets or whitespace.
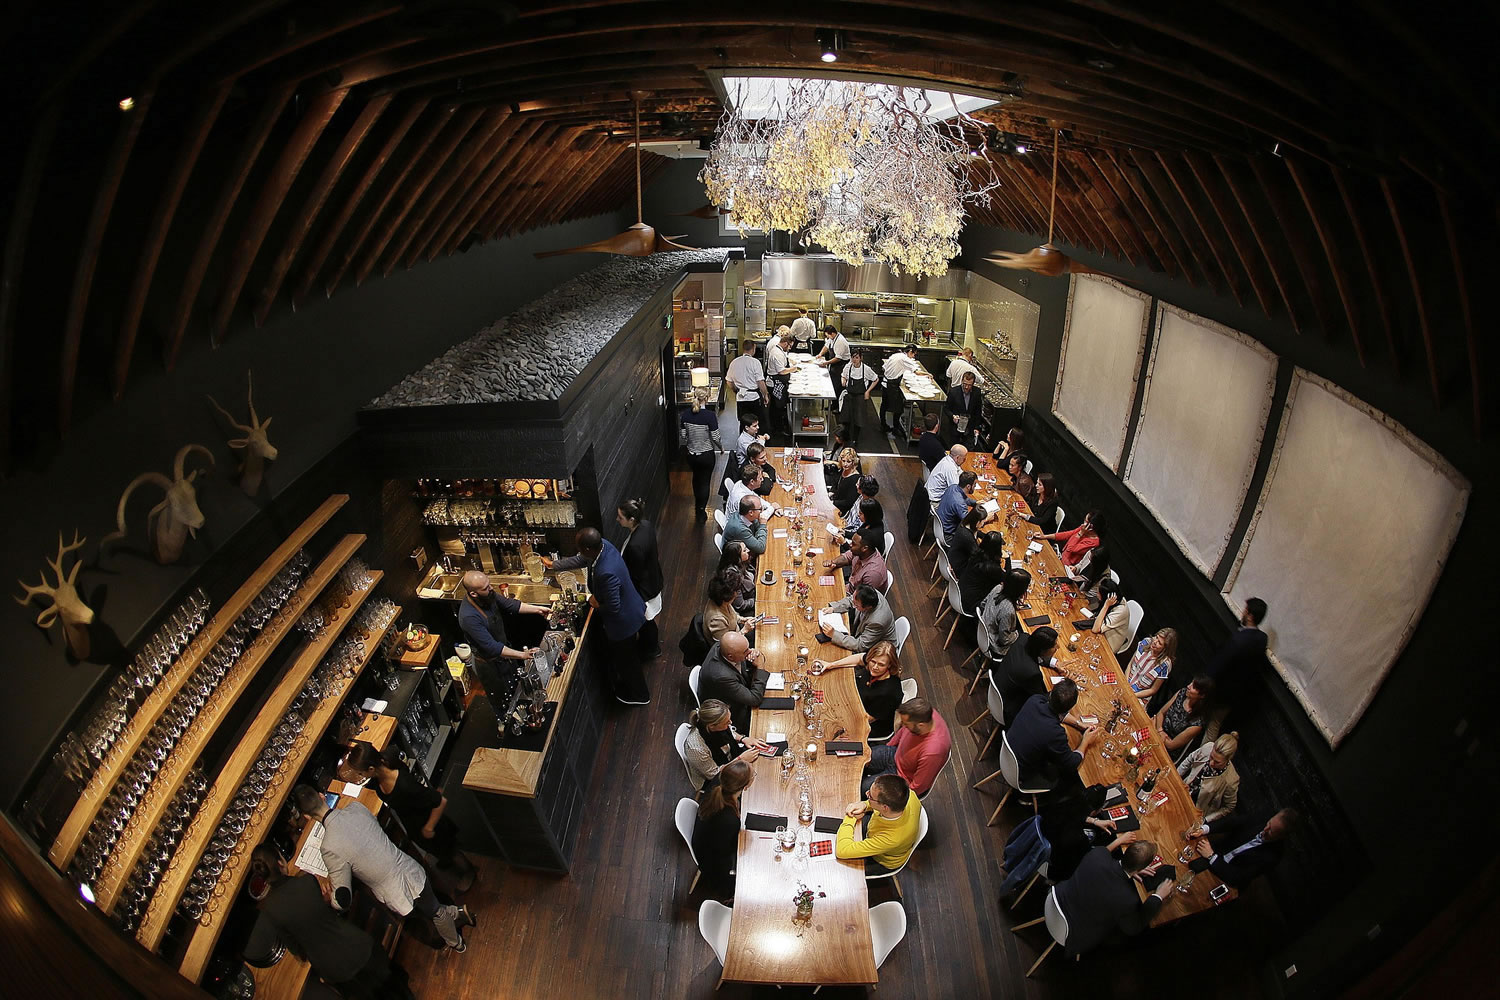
810,840,833,857
813,690,825,703
818,575,837,586
1133,727,1152,743
1150,790,1169,809
1100,671,1118,685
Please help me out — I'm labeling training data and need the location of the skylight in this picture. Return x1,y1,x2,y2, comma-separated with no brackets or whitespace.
720,75,997,122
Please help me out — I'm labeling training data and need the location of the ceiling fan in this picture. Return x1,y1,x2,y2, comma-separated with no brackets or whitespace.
535,96,695,258
984,129,1105,278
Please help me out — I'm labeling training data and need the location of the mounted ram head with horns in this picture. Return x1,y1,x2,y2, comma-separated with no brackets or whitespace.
15,531,95,658
103,444,215,564
208,371,277,495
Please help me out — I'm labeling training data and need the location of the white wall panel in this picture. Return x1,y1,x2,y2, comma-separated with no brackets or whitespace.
1052,276,1150,471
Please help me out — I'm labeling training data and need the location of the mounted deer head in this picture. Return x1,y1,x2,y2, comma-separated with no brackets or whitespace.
208,371,277,495
103,444,215,564
15,531,95,658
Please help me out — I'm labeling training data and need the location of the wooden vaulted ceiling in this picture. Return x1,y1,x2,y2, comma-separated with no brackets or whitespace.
0,1,1495,460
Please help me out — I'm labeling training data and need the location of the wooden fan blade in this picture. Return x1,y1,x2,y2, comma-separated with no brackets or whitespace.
534,223,656,258
653,234,697,252
674,204,727,220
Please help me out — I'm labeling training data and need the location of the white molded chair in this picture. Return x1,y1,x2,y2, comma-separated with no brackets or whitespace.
900,677,918,704
723,476,735,497
698,899,732,988
1011,886,1071,978
926,546,951,598
892,616,912,657
884,530,895,556
713,533,723,552
870,900,909,971
675,723,702,791
1122,599,1145,655
676,797,703,893
934,570,974,650
1024,459,1034,475
1108,568,1121,587
865,810,930,899
882,570,894,595
713,509,726,530
961,614,993,690
974,731,1052,825
1054,507,1065,532
687,664,702,705
964,678,1006,759
923,513,944,560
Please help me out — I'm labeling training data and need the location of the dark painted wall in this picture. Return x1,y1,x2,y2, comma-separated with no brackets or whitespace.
0,208,631,813
960,224,1499,996
641,157,765,256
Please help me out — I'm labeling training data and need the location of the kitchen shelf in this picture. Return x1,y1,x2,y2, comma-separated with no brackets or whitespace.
418,723,453,780
170,612,398,982
136,569,383,950
90,536,368,914
49,496,350,870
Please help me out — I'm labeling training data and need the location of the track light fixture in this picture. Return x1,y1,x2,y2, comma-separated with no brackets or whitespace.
118,96,135,111
815,28,843,63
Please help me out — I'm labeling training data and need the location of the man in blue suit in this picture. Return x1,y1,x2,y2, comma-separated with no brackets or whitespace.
570,527,650,706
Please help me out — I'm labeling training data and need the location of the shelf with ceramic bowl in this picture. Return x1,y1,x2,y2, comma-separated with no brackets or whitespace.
136,569,385,952
172,607,399,981
49,495,349,871
85,534,367,915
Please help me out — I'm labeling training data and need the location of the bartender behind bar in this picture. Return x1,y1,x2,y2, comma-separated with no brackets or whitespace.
457,570,550,704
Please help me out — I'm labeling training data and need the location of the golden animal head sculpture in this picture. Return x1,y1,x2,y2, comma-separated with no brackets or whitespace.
103,444,215,564
208,371,277,495
15,531,95,658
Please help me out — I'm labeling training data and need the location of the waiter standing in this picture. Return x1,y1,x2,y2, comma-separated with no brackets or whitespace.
764,327,794,439
457,571,550,709
816,324,851,397
725,339,769,433
880,344,920,435
545,528,651,706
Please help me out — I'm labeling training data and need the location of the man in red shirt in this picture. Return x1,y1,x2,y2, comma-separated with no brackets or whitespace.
861,698,951,799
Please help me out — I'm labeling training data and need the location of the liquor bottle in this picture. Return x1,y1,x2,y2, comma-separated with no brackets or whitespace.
1136,767,1158,806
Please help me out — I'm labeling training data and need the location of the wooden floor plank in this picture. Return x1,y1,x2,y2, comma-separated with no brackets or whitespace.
398,450,1280,998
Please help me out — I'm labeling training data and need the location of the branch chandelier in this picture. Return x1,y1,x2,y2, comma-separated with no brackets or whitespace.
700,80,1003,277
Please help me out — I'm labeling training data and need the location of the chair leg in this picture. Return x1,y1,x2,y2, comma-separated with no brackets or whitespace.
1031,794,1039,814
926,568,942,591
944,615,961,649
978,726,1000,758
961,646,982,670
972,767,1004,789
929,558,940,581
965,664,989,695
1012,871,1041,908
987,788,1014,826
892,875,902,900
1011,914,1046,932
935,602,952,625
689,870,700,894
1025,940,1058,978
964,707,991,729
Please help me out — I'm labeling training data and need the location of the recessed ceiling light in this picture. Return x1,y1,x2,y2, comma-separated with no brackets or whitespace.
1085,57,1115,71
1014,143,1028,154
118,97,135,111
816,28,843,63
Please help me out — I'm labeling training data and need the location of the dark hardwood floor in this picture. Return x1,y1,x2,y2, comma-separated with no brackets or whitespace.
398,454,1283,999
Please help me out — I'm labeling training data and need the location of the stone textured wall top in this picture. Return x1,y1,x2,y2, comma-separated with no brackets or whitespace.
368,249,730,408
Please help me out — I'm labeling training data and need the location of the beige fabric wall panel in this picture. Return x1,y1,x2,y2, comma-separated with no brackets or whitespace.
1052,275,1151,472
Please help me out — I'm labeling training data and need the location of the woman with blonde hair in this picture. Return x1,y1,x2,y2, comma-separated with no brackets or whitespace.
830,447,862,515
1126,627,1179,702
812,639,905,741
680,387,723,520
681,699,766,791
1177,732,1241,824
693,760,755,899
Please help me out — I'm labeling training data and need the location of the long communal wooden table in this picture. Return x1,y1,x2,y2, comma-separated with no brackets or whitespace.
720,449,879,989
961,453,1236,923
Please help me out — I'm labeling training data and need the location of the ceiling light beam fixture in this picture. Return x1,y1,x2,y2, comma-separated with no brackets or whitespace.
816,28,843,63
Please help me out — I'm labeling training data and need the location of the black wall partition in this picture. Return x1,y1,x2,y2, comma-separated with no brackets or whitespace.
961,224,1498,997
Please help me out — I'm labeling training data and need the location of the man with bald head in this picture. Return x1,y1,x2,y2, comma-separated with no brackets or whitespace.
457,570,551,709
698,631,768,733
926,443,968,508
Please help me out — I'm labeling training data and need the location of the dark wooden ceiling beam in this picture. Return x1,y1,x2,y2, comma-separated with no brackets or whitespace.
1213,153,1305,330
164,82,295,373
1152,151,1245,306
57,88,155,434
254,93,393,325
1436,194,1481,436
404,113,522,267
1063,150,1146,267
478,125,569,237
1098,148,1188,281
490,127,587,237
1379,176,1441,405
386,108,512,274
1331,165,1399,369
1283,156,1365,366
292,99,428,308
550,143,633,221
1008,152,1091,251
113,84,231,398
434,118,548,258
513,134,608,234
1125,150,1221,295
1246,154,1337,341
209,87,348,345
359,106,488,284
1182,150,1279,319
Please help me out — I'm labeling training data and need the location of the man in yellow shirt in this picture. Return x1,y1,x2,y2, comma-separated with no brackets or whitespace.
835,774,922,874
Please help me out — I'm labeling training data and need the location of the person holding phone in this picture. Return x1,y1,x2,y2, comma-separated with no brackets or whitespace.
703,572,755,644
681,699,769,792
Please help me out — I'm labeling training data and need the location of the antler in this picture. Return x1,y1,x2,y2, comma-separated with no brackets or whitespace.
102,472,174,549
207,393,252,435
246,371,261,428
174,443,215,482
14,531,86,626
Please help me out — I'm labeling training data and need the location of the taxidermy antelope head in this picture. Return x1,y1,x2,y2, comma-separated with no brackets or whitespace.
103,444,215,564
208,371,277,495
15,531,95,658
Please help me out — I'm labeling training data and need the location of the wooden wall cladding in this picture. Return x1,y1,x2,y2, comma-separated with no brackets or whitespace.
0,3,1493,464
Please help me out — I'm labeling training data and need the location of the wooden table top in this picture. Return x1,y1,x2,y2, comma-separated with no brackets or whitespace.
960,453,1235,922
723,455,878,988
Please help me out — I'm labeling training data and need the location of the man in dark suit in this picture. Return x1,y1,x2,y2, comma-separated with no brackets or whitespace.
1053,838,1174,956
699,632,768,733
244,846,414,998
1007,680,1099,790
1190,808,1297,888
943,370,985,449
908,413,948,543
996,627,1057,727
917,412,946,472
555,527,649,706
1202,597,1270,737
